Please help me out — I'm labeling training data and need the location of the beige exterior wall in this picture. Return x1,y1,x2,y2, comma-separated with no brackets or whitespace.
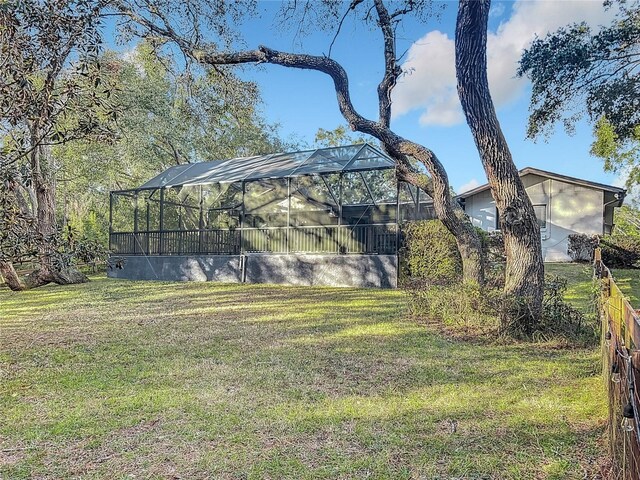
464,188,498,231
464,173,604,262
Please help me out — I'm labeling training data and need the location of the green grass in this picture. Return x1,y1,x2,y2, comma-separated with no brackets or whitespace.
0,274,613,479
545,262,640,311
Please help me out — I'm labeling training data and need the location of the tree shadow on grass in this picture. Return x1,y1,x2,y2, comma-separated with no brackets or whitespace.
0,277,606,479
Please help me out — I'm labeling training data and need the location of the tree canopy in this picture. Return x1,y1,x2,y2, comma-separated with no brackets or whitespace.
0,1,290,290
0,0,116,167
0,0,116,289
56,43,292,244
518,1,640,188
518,1,639,140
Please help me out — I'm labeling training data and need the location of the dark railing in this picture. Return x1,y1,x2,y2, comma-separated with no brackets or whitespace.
110,224,397,256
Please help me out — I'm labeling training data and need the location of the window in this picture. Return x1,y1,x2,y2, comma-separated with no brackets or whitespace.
533,204,547,229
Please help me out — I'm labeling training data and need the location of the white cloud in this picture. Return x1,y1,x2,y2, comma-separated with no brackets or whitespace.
392,30,459,126
392,0,617,127
458,178,482,194
489,2,506,19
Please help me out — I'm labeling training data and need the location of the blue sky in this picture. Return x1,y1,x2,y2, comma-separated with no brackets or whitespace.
111,1,622,194
225,1,623,194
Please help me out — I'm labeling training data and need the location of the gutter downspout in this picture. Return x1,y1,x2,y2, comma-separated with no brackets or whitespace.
603,191,626,234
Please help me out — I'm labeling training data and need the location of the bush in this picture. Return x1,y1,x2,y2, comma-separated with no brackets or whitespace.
475,228,506,288
539,274,596,344
476,228,505,264
404,280,502,333
405,272,594,344
600,235,640,268
400,220,462,285
567,233,599,262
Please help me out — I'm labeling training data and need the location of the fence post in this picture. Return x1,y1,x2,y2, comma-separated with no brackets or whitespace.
198,185,204,254
109,192,113,252
159,188,164,255
287,177,291,254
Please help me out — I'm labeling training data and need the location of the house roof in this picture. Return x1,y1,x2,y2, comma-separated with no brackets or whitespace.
457,167,627,201
135,143,395,190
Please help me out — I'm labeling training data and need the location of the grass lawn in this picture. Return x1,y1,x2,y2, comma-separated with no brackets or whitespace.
0,269,622,479
545,262,640,312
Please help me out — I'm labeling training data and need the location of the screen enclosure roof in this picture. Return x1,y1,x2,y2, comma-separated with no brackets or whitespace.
136,143,396,190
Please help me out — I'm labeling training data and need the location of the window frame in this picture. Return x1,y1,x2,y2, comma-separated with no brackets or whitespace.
533,204,548,230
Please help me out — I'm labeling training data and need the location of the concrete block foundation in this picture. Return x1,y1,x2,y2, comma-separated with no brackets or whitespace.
107,254,398,288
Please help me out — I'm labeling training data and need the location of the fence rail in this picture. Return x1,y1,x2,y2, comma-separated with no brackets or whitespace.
110,224,397,256
595,248,640,479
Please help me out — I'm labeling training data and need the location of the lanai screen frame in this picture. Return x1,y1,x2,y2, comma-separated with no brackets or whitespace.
109,144,429,256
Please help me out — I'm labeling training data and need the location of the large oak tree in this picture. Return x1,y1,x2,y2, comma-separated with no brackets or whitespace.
456,0,544,330
0,0,115,289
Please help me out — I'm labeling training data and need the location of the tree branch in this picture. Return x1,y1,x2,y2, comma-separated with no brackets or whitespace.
373,0,401,129
328,0,364,58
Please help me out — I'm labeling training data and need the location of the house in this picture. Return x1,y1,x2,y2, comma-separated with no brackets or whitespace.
458,167,626,261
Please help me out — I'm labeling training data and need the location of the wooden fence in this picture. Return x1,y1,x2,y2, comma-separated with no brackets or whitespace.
595,247,640,479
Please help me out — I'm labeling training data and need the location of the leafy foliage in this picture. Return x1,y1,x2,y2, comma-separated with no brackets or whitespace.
613,204,640,236
591,116,640,190
314,125,367,148
400,220,462,285
0,0,117,167
405,270,592,343
518,1,640,188
0,167,107,279
475,228,506,288
518,1,640,141
600,234,640,268
0,0,117,288
538,274,593,343
566,231,640,267
406,281,502,333
0,170,39,264
567,233,601,262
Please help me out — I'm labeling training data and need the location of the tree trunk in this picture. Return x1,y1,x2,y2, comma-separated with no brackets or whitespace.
455,0,544,332
28,133,89,287
0,261,26,291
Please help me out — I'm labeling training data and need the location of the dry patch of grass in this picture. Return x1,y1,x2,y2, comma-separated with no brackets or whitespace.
0,277,606,479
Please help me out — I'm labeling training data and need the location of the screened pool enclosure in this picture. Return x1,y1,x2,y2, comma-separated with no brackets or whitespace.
108,144,434,287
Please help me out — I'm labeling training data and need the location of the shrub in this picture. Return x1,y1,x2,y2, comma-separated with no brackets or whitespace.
600,235,640,268
400,220,462,285
475,228,506,288
476,228,505,264
539,274,596,344
405,272,595,344
404,280,502,333
567,233,599,262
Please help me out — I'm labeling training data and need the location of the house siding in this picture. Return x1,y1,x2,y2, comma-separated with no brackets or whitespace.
464,173,604,262
464,189,498,231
